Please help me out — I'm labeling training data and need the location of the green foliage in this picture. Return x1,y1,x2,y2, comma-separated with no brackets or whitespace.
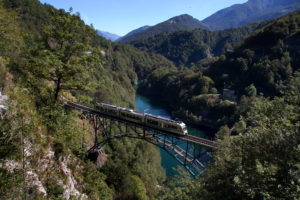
245,84,257,97
83,161,113,200
120,14,209,44
128,175,148,200
208,10,300,97
157,168,203,200
0,57,8,90
139,10,300,130
102,138,165,199
215,125,230,140
46,176,65,199
140,66,236,127
1,85,42,160
0,1,169,199
3,0,52,35
131,21,269,66
0,2,23,58
203,95,300,199
0,168,23,199
1,1,299,200
23,9,101,101
137,10,300,199
0,84,46,199
234,119,247,134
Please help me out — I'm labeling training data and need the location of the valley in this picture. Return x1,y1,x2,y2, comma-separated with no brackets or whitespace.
0,0,299,199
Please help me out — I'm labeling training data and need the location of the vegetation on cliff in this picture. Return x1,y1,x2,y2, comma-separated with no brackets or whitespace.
0,0,171,199
0,0,299,199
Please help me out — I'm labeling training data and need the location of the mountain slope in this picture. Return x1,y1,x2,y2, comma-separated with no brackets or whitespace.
203,0,300,30
0,0,172,199
119,14,209,44
207,9,300,96
97,30,121,41
139,9,300,127
120,25,151,39
130,20,270,66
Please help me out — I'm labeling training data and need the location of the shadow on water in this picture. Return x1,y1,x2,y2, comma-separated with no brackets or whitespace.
135,93,210,177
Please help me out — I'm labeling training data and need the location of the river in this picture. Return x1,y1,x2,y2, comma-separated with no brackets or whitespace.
135,93,209,176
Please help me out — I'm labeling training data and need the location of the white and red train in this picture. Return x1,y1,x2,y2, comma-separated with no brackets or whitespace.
96,103,188,136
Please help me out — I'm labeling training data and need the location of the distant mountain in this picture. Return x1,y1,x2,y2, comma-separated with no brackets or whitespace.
119,14,210,44
97,30,121,41
121,26,151,39
130,20,270,66
202,0,300,30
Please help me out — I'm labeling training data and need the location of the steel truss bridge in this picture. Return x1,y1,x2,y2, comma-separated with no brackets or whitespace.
66,102,217,176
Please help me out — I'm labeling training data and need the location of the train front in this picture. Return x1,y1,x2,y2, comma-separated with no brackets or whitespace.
180,122,188,135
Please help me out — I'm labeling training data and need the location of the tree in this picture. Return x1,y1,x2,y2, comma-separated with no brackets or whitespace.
27,10,101,101
245,84,257,97
215,125,230,140
202,96,300,199
0,85,42,199
0,3,23,58
0,57,8,90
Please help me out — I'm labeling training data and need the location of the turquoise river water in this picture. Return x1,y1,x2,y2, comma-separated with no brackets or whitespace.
135,93,209,176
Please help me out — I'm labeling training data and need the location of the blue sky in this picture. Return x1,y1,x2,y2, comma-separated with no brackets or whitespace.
39,0,247,36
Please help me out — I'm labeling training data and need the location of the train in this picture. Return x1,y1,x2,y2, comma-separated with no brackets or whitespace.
96,103,188,136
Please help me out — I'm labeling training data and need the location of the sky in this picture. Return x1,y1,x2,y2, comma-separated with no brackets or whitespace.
39,0,247,36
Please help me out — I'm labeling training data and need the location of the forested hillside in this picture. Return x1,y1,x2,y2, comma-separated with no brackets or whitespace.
140,10,300,127
130,20,269,66
141,10,300,200
157,78,300,199
120,26,151,41
119,14,209,44
0,0,299,199
0,0,173,199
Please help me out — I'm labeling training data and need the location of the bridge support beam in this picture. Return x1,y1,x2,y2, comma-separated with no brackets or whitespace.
72,106,214,177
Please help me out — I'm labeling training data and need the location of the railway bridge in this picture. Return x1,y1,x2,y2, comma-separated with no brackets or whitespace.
66,101,217,176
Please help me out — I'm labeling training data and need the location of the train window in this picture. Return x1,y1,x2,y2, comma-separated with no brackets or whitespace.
121,112,143,121
147,119,159,125
164,124,178,130
102,108,118,115
107,108,117,113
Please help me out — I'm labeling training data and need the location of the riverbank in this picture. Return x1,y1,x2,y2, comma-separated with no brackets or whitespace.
136,89,218,134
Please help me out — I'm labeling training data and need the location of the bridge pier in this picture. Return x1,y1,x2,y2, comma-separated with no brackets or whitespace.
184,142,189,166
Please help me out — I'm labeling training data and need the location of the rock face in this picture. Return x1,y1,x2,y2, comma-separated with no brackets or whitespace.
59,156,88,200
0,91,8,118
202,0,300,30
0,91,8,107
1,141,89,199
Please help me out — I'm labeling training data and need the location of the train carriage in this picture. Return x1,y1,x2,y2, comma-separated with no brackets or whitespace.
145,114,188,135
119,108,144,123
96,102,188,136
96,103,119,117
162,120,187,135
145,114,163,128
162,121,186,135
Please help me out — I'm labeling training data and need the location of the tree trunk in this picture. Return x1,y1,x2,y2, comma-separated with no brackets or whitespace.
54,77,61,101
